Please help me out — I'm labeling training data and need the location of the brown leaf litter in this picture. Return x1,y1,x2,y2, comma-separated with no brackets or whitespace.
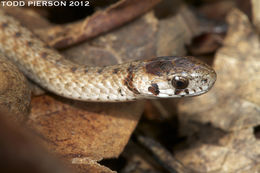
176,9,260,172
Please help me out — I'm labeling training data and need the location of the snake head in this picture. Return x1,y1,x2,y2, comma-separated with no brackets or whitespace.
142,56,217,98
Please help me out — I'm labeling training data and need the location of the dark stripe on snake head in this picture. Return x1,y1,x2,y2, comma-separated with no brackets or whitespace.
148,83,160,96
123,64,140,95
174,57,196,68
145,58,174,76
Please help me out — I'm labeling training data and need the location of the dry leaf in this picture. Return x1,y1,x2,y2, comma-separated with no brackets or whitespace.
36,0,161,48
0,56,31,122
29,95,144,160
252,0,260,32
0,111,74,173
156,6,201,56
63,12,158,65
175,9,260,172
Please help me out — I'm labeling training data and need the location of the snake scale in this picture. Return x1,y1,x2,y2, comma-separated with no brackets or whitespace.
0,10,216,102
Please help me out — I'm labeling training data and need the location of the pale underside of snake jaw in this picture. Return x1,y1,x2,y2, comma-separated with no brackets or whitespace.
0,10,217,102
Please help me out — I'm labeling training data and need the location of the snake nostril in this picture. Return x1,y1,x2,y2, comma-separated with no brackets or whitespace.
202,78,208,84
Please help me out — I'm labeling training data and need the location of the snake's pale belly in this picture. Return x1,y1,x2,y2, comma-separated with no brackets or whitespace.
0,10,217,102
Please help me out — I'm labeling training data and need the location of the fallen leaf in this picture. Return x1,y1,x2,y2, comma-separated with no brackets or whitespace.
29,95,144,160
175,8,260,172
0,111,74,173
0,55,31,122
156,6,201,56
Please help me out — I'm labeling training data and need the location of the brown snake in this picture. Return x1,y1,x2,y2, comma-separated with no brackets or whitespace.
0,10,216,102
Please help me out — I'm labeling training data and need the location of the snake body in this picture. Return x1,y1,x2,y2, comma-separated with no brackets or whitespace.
0,11,216,102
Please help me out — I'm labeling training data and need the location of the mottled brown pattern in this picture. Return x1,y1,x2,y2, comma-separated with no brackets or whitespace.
97,68,103,74
127,64,134,72
1,22,8,29
15,32,21,37
44,45,51,49
148,83,160,96
0,57,31,121
123,64,140,94
71,67,77,73
55,59,62,66
27,41,33,47
41,52,48,59
145,57,174,76
113,68,120,74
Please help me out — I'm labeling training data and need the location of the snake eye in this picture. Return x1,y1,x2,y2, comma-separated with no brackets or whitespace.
171,76,189,89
